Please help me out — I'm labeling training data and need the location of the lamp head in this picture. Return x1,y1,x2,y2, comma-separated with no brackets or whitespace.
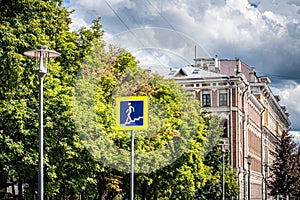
24,46,60,78
264,163,268,172
247,155,252,165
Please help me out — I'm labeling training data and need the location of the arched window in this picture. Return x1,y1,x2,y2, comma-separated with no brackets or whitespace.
222,119,228,137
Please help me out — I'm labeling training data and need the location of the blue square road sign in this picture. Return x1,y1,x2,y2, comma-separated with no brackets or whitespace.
116,96,149,130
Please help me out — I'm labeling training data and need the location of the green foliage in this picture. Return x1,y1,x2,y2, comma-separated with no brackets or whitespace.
268,131,299,199
73,44,206,198
0,0,103,199
295,146,300,197
1,0,239,199
72,42,239,199
196,117,239,200
202,146,239,199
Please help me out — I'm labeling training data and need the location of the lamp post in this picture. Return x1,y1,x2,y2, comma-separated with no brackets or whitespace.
218,142,229,200
221,145,225,200
247,155,252,200
264,164,268,200
24,46,60,200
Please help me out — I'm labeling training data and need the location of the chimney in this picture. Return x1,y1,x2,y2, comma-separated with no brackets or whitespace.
145,67,151,73
236,59,241,74
214,55,220,72
249,72,255,82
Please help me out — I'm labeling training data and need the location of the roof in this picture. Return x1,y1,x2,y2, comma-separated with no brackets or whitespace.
219,59,254,81
140,65,227,79
170,66,226,79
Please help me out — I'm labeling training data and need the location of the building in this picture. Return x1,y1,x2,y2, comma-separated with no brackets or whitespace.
153,56,290,199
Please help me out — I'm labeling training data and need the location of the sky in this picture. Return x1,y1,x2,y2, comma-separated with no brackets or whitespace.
64,0,300,139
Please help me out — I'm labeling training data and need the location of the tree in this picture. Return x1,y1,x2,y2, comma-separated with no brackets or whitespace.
293,145,300,197
73,45,210,199
73,44,240,199
0,0,103,199
198,143,239,199
1,0,240,199
194,116,239,199
268,131,298,199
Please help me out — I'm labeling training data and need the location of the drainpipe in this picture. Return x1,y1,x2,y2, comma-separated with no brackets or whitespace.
243,109,247,200
265,147,269,200
236,62,241,200
261,108,265,200
242,85,249,200
237,82,248,200
237,85,241,200
228,77,233,167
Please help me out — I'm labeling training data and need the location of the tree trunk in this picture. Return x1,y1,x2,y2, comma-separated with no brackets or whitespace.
18,181,23,200
141,182,147,200
11,178,16,200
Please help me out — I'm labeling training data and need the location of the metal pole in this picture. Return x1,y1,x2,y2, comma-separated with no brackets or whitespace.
265,178,268,200
222,147,225,200
244,172,247,200
229,79,233,167
265,165,268,200
248,162,251,200
130,130,134,200
38,77,44,200
24,46,60,200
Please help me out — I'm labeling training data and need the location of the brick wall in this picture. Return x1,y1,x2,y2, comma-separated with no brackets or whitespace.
212,90,218,106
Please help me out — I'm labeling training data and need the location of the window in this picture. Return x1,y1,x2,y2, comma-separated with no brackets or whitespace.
192,69,199,74
219,91,228,106
202,90,211,107
222,119,228,137
185,84,194,87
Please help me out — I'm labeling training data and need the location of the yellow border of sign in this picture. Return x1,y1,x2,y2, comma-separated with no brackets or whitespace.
116,96,149,130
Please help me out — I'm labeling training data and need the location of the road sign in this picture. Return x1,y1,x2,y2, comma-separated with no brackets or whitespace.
116,96,149,130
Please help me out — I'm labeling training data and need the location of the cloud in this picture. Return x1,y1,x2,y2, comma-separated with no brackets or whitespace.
271,83,300,131
70,0,135,15
106,27,209,67
66,0,300,131
68,0,300,57
290,131,300,144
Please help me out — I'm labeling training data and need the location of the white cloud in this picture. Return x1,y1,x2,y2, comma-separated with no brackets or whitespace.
106,27,209,66
290,131,300,144
69,14,90,30
68,0,299,53
66,0,300,131
70,0,135,15
271,83,300,131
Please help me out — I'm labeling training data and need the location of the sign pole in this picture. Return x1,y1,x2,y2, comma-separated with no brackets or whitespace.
130,130,134,200
115,96,149,200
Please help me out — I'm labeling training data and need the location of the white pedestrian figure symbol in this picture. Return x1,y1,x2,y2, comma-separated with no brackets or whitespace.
125,102,135,124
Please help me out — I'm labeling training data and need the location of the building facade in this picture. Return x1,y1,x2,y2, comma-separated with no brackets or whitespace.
158,57,290,199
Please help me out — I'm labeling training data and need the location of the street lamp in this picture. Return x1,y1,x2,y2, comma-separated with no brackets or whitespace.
264,163,268,200
247,155,252,200
24,46,60,200
218,142,229,200
221,145,226,200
